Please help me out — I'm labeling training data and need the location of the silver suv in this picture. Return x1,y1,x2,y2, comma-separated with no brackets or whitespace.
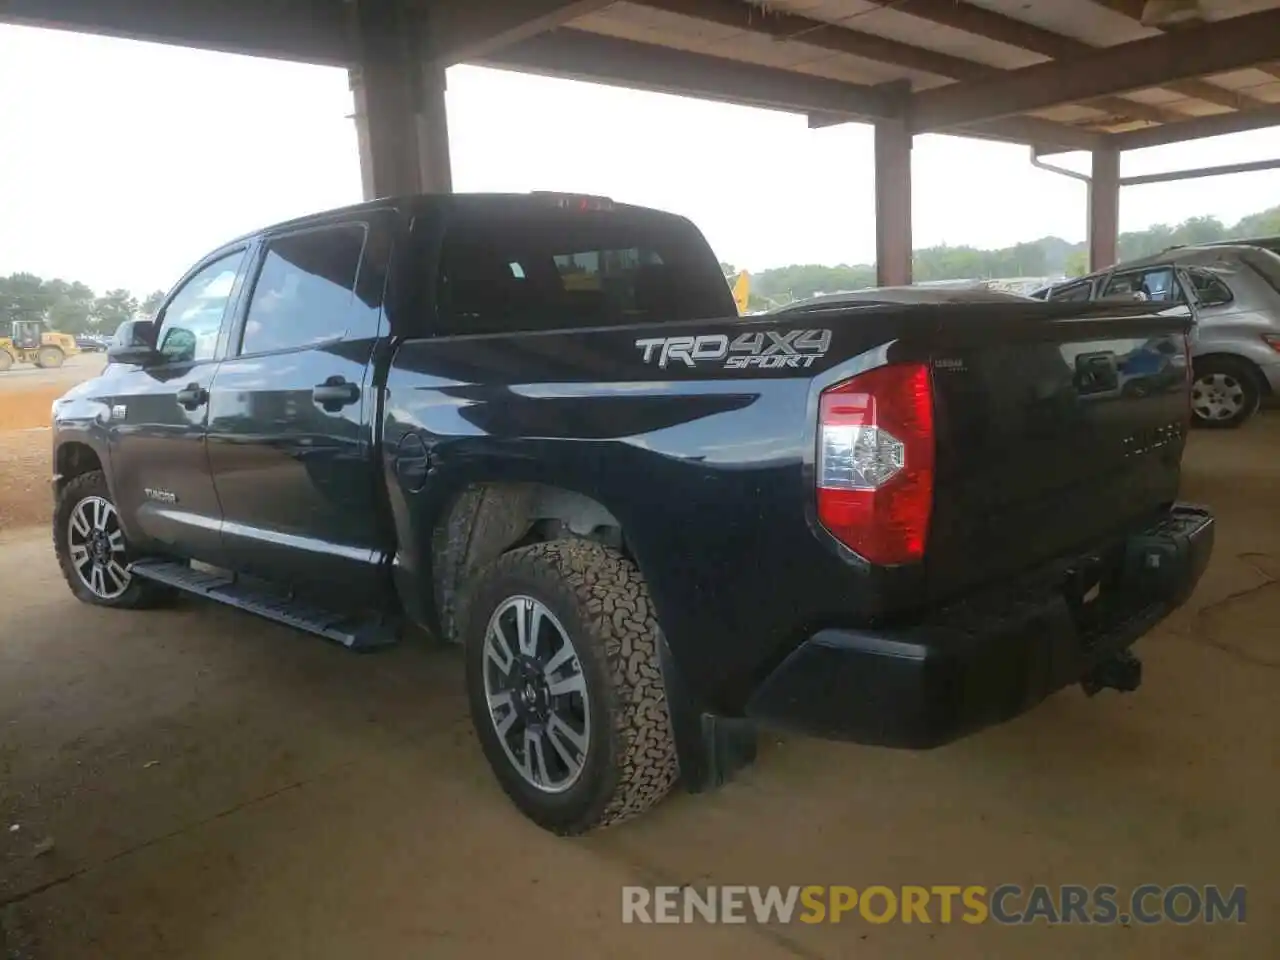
1035,244,1280,427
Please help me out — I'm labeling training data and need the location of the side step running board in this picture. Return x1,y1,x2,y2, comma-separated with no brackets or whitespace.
129,559,397,651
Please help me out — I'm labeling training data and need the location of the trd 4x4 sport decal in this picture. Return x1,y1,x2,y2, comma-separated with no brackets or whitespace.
634,329,832,370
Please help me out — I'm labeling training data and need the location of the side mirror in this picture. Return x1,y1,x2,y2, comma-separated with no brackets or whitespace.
106,319,160,365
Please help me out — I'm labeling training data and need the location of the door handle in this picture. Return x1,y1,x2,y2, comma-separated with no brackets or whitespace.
312,377,360,412
176,383,208,409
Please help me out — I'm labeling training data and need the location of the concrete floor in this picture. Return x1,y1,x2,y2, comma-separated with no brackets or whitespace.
1,420,1276,959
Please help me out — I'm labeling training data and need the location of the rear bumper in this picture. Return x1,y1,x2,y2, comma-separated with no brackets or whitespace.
744,504,1214,749
1259,356,1280,396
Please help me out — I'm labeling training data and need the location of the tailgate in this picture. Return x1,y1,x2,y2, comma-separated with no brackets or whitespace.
922,308,1191,599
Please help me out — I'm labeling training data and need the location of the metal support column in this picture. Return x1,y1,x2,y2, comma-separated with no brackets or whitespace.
349,0,452,200
874,117,913,287
1087,146,1119,272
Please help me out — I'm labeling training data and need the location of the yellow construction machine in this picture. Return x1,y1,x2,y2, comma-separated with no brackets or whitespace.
0,320,79,372
731,270,751,314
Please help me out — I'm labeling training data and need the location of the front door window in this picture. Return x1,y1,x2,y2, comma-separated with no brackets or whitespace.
155,251,246,364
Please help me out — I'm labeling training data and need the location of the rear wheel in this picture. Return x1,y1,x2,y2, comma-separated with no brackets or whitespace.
36,346,64,369
461,539,679,834
1191,357,1260,429
54,471,170,608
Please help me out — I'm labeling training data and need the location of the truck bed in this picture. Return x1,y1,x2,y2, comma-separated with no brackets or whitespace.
385,298,1193,711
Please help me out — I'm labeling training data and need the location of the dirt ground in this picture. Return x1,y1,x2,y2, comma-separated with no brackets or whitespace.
0,355,108,529
0,431,51,530
0,412,1275,959
0,355,107,417
0,354,108,393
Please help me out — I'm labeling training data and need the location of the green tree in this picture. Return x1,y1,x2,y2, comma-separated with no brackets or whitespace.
139,289,166,318
1064,250,1089,277
0,273,51,326
1233,205,1280,238
91,289,138,332
44,280,95,334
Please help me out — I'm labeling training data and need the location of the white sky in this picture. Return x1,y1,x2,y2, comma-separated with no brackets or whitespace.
1,23,1279,294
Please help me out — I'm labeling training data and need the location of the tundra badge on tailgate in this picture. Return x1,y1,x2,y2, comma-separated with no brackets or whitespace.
635,329,832,370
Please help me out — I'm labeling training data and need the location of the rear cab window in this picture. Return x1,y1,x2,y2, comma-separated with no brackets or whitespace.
430,199,735,336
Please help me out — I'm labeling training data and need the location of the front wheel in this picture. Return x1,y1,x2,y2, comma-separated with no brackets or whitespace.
54,471,170,608
461,539,679,834
1191,357,1260,428
36,346,64,369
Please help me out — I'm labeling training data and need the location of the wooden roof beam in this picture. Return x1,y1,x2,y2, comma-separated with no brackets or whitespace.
909,6,1280,132
475,22,1098,151
635,0,1179,125
477,27,897,119
1166,79,1264,111
1081,0,1266,107
429,0,613,63
888,0,1086,59
808,109,1105,152
638,0,997,80
1112,99,1280,149
873,0,1264,110
0,0,350,65
1090,0,1149,20
946,116,1106,152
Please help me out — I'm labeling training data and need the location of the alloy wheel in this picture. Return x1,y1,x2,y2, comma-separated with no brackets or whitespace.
482,595,590,793
67,496,131,600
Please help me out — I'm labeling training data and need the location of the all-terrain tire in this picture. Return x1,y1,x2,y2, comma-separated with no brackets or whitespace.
54,470,172,609
460,539,680,834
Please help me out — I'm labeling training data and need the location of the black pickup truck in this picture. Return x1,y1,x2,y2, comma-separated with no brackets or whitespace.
52,193,1213,834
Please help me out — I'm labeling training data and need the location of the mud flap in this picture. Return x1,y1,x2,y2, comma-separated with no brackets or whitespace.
658,634,758,793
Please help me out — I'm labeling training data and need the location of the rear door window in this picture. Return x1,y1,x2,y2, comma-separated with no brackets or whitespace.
434,204,733,335
239,224,367,356
1102,267,1183,304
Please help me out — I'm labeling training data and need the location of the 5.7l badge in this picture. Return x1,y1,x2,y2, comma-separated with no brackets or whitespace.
635,329,832,370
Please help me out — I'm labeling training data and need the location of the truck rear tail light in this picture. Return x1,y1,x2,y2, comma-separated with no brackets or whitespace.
816,363,935,565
